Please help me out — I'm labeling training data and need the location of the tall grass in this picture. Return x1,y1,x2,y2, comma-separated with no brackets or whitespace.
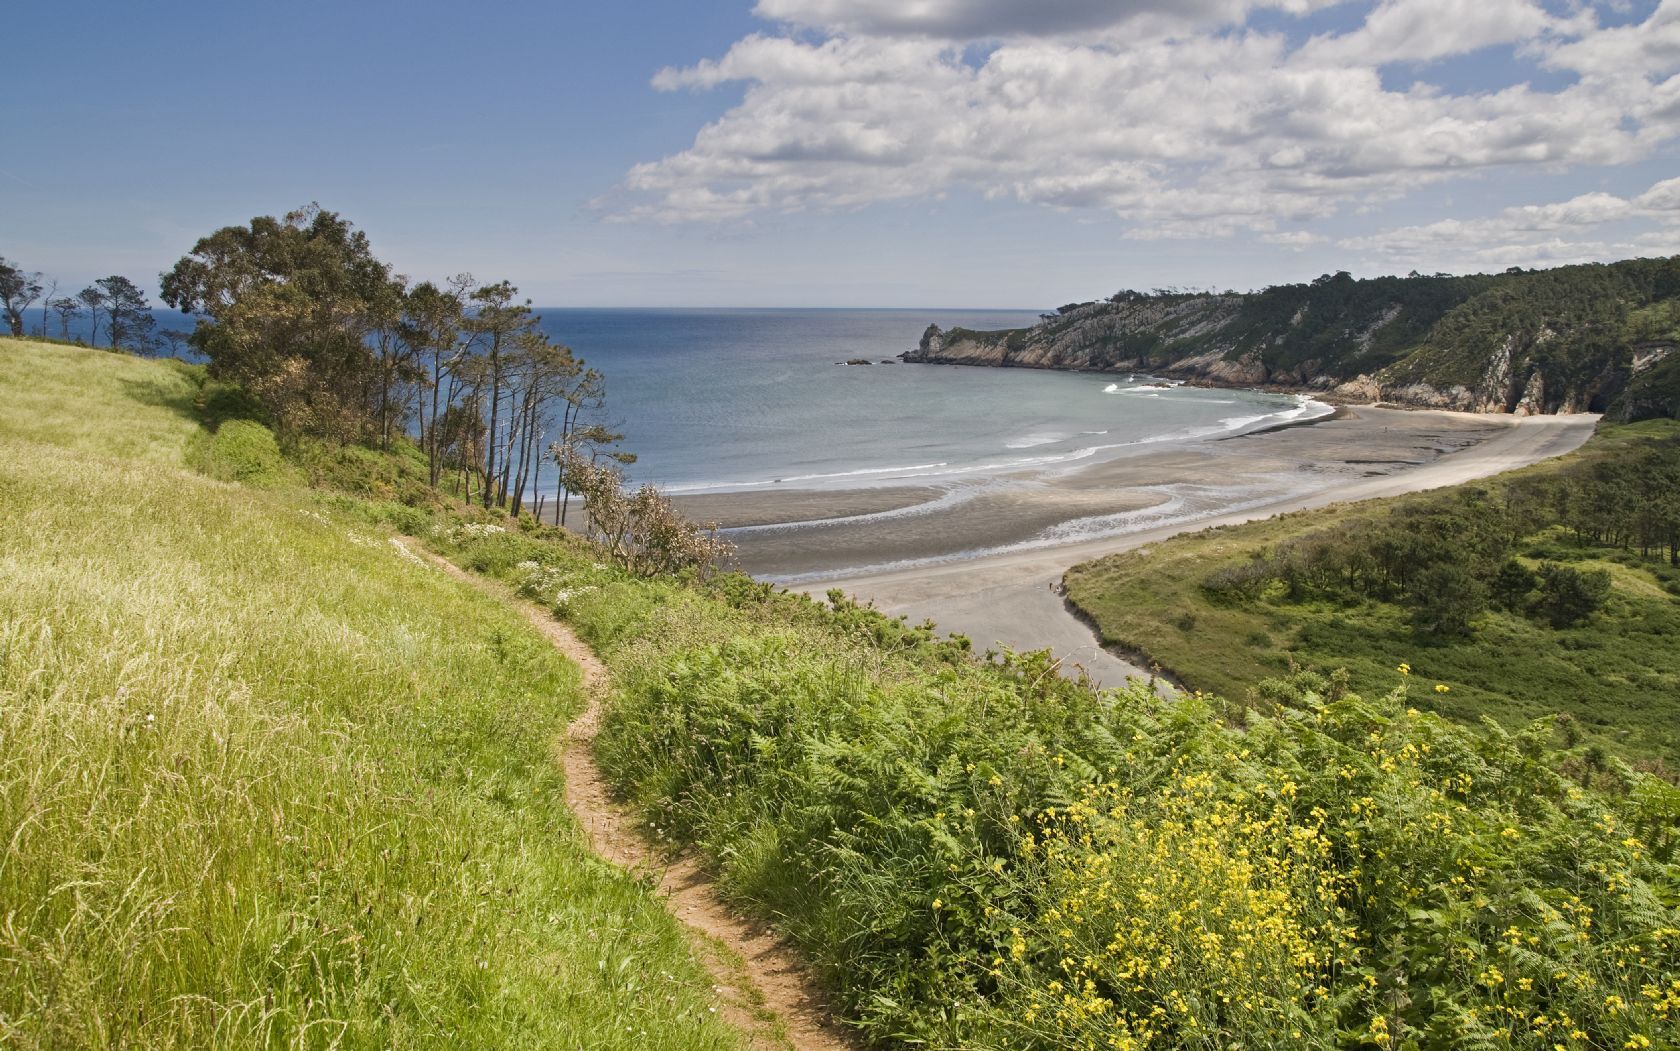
0,339,743,1048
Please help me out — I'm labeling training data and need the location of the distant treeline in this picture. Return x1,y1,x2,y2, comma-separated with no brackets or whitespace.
1,257,179,354
1203,432,1680,634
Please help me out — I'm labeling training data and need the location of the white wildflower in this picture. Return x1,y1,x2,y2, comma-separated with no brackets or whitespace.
390,537,427,565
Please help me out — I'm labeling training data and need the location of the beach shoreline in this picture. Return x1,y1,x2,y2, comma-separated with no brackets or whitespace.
677,404,1600,686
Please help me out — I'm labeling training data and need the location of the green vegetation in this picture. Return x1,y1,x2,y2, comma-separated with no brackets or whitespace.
0,340,743,1049
917,256,1680,420
8,336,1680,1050
184,418,291,486
159,205,625,520
1066,420,1680,768
437,504,1680,1049
440,526,1680,1048
3,253,162,350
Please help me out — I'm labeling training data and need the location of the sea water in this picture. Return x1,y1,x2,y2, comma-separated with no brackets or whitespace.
532,308,1328,494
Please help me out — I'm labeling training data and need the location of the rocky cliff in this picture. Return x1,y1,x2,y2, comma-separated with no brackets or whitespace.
903,258,1680,420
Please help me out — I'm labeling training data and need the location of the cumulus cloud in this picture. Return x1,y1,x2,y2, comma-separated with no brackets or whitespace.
1297,0,1556,65
1337,175,1680,270
609,0,1680,245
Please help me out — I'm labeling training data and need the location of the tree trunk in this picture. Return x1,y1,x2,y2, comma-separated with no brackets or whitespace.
482,348,502,510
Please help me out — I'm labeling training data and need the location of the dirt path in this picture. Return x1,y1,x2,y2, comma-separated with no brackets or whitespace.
402,540,858,1051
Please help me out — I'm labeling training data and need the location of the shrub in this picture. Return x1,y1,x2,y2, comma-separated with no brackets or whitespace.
1491,557,1538,611
1536,562,1612,628
184,418,288,487
1406,562,1487,637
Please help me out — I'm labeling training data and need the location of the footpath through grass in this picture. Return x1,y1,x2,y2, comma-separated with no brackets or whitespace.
11,339,1677,1049
437,519,1680,1049
0,340,743,1049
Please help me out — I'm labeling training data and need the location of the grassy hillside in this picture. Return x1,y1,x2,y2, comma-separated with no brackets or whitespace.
7,338,1678,1050
1065,420,1680,769
0,340,743,1049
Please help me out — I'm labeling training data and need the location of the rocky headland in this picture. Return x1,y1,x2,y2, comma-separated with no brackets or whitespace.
902,258,1680,420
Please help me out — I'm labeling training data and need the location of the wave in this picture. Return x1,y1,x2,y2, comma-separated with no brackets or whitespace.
1005,431,1071,450
671,396,1335,494
1102,382,1119,393
723,484,993,535
664,461,951,494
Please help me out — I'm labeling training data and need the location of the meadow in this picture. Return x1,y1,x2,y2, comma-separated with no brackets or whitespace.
0,340,744,1048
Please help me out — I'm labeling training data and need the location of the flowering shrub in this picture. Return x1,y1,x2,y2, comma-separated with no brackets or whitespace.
590,625,1680,1049
427,502,1680,1048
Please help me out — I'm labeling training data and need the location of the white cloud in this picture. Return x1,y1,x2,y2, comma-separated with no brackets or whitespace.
1297,0,1555,65
750,0,1338,41
610,0,1680,246
1337,175,1680,270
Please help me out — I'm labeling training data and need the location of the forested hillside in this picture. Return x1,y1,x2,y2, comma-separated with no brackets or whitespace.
906,257,1680,420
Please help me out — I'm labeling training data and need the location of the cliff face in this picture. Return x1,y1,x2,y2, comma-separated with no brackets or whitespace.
903,258,1680,420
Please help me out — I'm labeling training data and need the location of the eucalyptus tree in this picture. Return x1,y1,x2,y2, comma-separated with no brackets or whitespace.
33,277,59,336
48,297,80,340
461,280,538,509
76,286,105,345
95,275,155,352
156,328,191,358
400,277,469,486
366,273,417,450
1,257,44,337
503,331,583,516
161,204,397,441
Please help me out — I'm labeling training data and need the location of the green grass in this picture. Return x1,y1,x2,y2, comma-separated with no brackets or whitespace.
0,339,744,1048
439,519,1680,1050
1064,421,1680,768
10,336,1676,1049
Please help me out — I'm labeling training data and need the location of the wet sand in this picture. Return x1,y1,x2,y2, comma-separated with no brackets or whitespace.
676,406,1600,687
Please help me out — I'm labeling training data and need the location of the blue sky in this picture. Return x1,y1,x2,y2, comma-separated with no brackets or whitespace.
8,0,1678,307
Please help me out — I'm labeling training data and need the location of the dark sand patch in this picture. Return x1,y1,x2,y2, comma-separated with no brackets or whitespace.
673,486,941,529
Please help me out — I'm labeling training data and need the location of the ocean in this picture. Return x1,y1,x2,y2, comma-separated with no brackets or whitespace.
529,308,1328,494
32,305,1327,496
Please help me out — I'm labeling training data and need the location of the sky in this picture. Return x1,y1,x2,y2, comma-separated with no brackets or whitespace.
6,0,1679,307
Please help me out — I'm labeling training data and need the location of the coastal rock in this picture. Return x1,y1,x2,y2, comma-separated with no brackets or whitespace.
1633,343,1675,374
1481,336,1516,410
1332,374,1383,402
1513,370,1546,416
1201,351,1269,386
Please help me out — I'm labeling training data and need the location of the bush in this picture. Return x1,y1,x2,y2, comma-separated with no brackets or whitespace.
1536,562,1612,628
184,418,288,487
1491,557,1538,611
1406,562,1487,637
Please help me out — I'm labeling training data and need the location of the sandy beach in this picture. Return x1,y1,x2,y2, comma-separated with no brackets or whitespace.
675,406,1600,686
